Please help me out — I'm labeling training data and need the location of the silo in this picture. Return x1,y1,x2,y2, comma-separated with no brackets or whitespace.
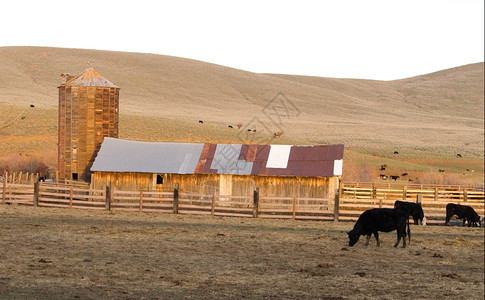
58,68,120,182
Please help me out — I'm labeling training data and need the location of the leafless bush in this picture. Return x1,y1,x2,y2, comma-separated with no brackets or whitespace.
0,154,52,178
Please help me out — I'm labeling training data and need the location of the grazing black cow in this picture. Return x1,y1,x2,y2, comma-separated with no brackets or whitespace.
445,203,481,227
199,120,204,123
394,200,424,225
456,154,462,158
228,125,233,128
347,208,410,248
390,175,400,181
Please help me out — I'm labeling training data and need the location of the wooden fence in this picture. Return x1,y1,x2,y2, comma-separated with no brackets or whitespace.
2,181,484,225
339,183,484,225
1,182,335,221
1,171,39,184
341,182,484,202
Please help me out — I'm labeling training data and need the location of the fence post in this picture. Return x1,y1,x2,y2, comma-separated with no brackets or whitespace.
463,189,468,202
292,197,297,219
2,179,6,204
402,185,407,200
434,187,439,201
105,182,111,211
334,179,340,222
372,183,376,199
416,194,422,205
33,180,40,207
253,187,259,218
339,182,344,199
173,183,179,214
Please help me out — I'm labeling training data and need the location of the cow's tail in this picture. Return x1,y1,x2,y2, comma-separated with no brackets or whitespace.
407,217,411,244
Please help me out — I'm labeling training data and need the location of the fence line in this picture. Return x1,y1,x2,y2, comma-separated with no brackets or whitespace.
1,181,484,224
341,183,484,203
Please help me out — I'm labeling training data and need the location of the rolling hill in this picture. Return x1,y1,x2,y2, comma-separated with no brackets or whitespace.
0,46,483,183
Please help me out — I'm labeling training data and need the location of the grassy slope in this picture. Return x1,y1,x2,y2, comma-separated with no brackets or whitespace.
0,46,483,183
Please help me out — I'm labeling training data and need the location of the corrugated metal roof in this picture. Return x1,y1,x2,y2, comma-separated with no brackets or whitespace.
91,138,344,177
90,138,204,173
66,68,119,88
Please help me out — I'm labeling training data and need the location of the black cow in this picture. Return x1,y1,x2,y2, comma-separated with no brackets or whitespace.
394,200,424,225
445,203,481,227
347,208,410,248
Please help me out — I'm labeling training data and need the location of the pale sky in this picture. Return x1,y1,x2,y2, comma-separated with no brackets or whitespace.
1,0,483,80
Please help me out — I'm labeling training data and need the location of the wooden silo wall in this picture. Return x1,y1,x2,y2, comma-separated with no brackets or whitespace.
92,172,337,199
58,86,119,182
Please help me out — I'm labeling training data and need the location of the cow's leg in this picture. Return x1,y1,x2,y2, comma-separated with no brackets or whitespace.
445,212,452,226
373,231,380,247
462,218,467,226
394,230,402,248
364,235,371,246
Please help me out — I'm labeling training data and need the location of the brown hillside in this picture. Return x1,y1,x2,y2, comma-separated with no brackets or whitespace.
0,46,483,161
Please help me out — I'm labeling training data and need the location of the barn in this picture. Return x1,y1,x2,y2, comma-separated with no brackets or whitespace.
90,138,344,200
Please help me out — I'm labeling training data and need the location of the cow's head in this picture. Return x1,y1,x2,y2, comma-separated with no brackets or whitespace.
347,230,360,247
471,215,482,227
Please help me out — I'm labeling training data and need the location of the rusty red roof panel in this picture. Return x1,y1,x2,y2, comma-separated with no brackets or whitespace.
195,143,218,173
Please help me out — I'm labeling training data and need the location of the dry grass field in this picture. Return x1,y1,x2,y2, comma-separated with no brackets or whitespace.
0,46,483,184
0,205,483,299
0,47,483,300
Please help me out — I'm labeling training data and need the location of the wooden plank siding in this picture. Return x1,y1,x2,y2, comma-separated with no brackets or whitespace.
91,172,338,201
58,84,119,183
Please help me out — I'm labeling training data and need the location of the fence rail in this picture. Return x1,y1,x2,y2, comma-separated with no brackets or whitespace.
341,183,484,203
2,181,484,225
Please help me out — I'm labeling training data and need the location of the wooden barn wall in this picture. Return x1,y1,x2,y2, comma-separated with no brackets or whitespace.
92,172,154,191
58,86,119,183
92,172,338,199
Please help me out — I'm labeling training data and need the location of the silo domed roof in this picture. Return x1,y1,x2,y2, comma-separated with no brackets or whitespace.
66,67,118,88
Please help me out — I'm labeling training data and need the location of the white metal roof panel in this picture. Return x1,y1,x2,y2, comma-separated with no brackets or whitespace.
266,145,292,168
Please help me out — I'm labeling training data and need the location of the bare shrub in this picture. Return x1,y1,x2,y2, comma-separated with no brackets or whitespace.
0,154,53,178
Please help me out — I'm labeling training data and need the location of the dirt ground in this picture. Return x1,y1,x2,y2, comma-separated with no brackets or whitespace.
0,205,483,300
